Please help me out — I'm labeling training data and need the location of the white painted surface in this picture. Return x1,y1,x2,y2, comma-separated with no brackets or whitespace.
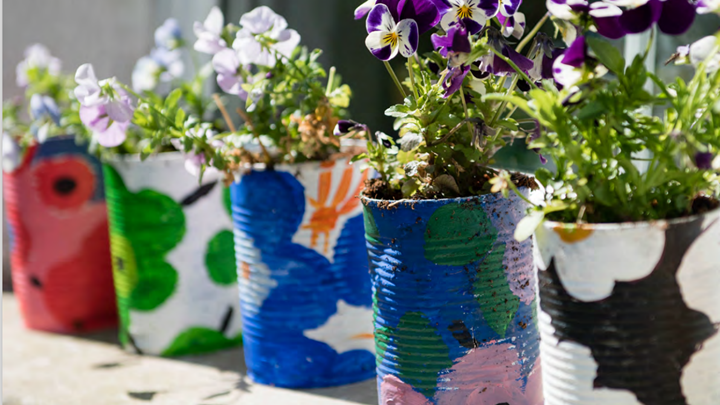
110,153,241,355
303,300,374,354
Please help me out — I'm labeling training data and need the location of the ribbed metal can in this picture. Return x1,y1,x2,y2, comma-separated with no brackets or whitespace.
535,208,720,405
103,153,242,356
3,136,116,333
363,191,543,405
230,158,375,388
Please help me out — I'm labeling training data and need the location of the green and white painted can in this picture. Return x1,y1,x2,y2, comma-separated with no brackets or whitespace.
103,153,241,356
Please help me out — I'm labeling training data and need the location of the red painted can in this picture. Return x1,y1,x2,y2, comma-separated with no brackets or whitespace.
4,136,117,333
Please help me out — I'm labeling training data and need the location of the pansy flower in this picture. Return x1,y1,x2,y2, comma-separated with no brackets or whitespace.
16,44,62,88
697,0,720,14
29,94,61,126
695,151,714,169
675,35,720,73
443,64,471,97
365,3,420,60
212,49,249,100
355,0,378,19
194,6,227,55
431,24,471,66
233,6,301,68
528,32,564,82
552,35,607,88
546,0,590,20
154,18,183,50
132,47,184,92
435,0,498,34
497,12,526,39
334,120,370,136
377,0,441,34
602,0,696,36
478,28,533,76
74,64,135,147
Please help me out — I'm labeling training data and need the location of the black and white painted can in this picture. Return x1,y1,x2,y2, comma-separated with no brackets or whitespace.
534,209,720,405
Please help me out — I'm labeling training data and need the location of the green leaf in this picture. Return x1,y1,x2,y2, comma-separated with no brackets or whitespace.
514,210,544,242
399,132,424,152
175,109,186,129
385,104,411,118
586,34,625,75
164,88,183,111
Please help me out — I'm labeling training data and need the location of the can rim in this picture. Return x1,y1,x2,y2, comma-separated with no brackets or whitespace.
541,206,720,232
360,188,530,207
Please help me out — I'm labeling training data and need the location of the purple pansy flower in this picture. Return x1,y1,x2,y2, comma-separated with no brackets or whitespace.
528,120,547,164
29,94,61,126
194,6,227,55
695,152,714,169
334,120,370,136
155,18,183,50
233,6,301,67
212,49,249,100
679,35,720,73
376,0,441,34
79,103,132,148
478,28,533,76
431,24,471,66
604,0,696,36
546,0,590,20
436,0,493,34
697,0,720,14
356,0,378,19
365,4,420,60
443,64,471,97
551,35,609,88
528,33,564,82
497,11,526,39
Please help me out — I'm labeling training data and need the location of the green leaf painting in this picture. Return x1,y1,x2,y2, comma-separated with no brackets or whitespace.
363,205,380,244
161,327,243,357
473,245,520,338
424,203,497,266
205,230,237,286
375,311,453,399
103,164,186,344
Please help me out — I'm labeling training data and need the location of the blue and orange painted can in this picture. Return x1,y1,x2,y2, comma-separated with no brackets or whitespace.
4,136,117,334
363,191,543,405
230,157,376,388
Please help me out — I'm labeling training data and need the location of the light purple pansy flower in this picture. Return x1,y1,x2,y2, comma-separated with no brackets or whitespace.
155,18,183,50
233,6,301,68
478,28,534,76
74,64,135,147
16,44,62,88
497,11,526,39
194,6,228,55
212,49,249,100
681,35,720,73
132,47,184,92
376,0,441,34
365,3,420,60
172,125,223,177
29,94,61,126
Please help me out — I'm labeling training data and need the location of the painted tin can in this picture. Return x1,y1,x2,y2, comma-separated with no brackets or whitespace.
230,158,375,388
3,136,117,333
103,153,242,356
535,209,720,405
363,191,543,405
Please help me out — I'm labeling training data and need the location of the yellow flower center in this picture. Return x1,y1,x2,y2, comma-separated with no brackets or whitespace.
383,32,399,48
457,5,473,19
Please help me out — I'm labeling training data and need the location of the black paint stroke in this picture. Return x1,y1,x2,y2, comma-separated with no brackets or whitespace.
30,275,42,289
220,306,234,334
448,320,479,349
127,333,144,355
539,217,718,405
127,391,159,401
180,182,218,207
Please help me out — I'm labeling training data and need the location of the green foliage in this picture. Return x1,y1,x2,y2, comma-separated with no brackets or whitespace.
509,34,720,225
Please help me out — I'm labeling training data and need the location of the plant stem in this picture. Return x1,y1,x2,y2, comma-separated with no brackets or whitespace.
516,13,549,54
459,86,473,137
507,180,536,206
213,94,236,133
407,57,419,101
326,66,336,96
235,107,272,164
384,61,407,99
491,74,520,126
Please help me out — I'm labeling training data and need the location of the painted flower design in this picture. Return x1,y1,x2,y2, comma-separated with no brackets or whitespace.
233,6,301,68
194,6,228,55
34,158,96,210
365,3,420,61
74,64,135,147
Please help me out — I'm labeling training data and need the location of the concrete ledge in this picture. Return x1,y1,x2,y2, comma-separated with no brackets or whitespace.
3,294,378,405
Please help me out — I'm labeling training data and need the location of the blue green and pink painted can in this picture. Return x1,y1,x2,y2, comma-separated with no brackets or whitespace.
362,191,543,405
